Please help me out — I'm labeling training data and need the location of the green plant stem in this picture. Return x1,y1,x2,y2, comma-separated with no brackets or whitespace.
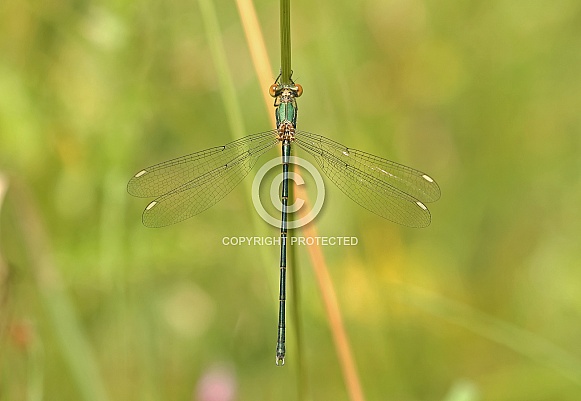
288,159,309,398
280,0,291,84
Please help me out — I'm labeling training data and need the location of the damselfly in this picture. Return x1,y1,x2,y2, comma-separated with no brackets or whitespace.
128,78,440,365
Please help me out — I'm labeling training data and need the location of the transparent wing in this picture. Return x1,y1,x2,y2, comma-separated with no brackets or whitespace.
128,130,278,198
295,131,440,203
140,136,279,227
295,131,438,227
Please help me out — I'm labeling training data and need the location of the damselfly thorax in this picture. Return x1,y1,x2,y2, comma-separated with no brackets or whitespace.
269,82,303,143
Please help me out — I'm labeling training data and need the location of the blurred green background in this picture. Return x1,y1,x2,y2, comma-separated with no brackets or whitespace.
1,0,581,400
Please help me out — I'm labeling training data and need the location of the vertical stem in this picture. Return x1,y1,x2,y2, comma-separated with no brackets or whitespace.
288,164,309,395
236,1,365,398
280,0,291,85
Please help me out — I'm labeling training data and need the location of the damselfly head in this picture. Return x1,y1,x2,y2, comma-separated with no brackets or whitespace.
269,83,303,98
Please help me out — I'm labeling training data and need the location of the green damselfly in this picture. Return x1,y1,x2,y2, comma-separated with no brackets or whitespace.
128,78,441,365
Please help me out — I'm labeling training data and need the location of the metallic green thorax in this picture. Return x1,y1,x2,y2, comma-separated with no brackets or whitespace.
274,88,298,129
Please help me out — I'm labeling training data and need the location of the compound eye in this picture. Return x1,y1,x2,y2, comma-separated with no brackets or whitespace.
295,84,303,97
269,84,278,97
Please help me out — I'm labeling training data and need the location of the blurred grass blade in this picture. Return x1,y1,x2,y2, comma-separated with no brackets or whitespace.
0,172,8,290
300,222,366,401
399,284,581,384
11,180,110,401
197,0,245,140
234,0,276,117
